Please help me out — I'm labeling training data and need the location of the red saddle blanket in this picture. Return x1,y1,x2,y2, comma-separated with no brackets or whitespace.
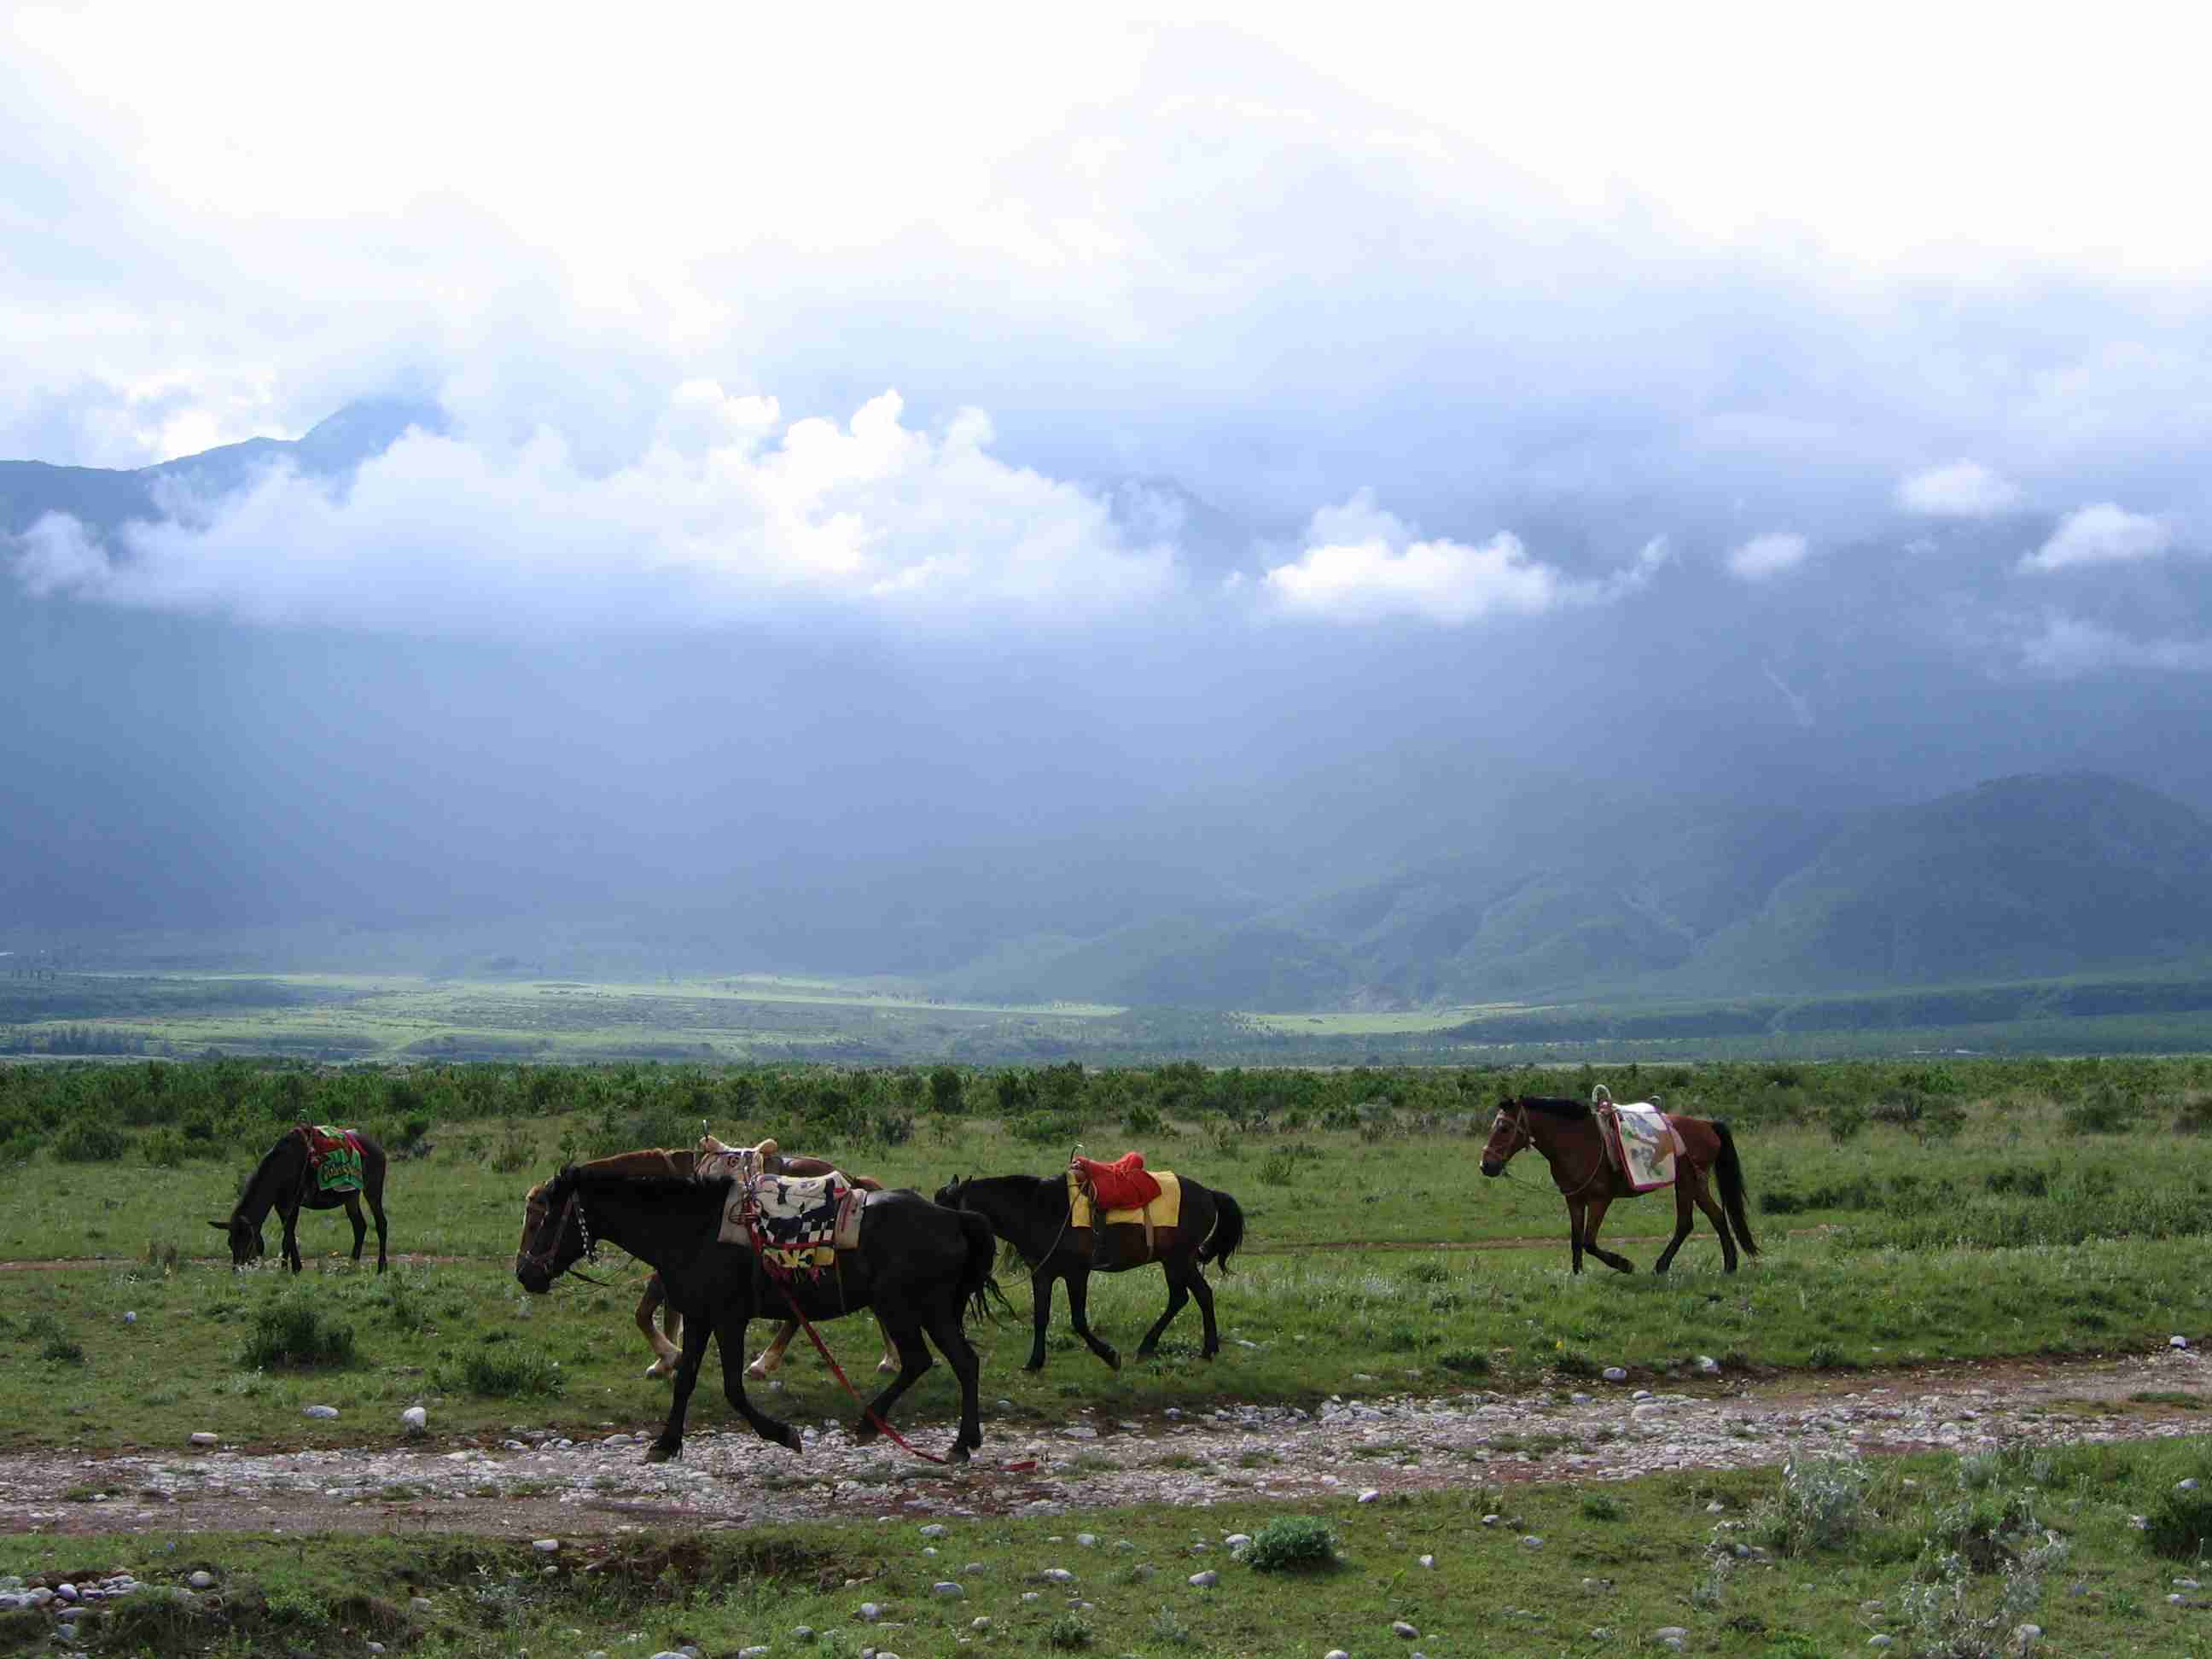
1072,1151,1161,1213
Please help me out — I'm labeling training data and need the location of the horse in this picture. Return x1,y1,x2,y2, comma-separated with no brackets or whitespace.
579,1142,899,1381
933,1171,1244,1371
212,1125,389,1273
1479,1094,1757,1274
515,1163,999,1464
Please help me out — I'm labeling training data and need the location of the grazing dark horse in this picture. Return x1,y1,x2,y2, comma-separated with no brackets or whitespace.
515,1165,998,1464
933,1172,1244,1371
212,1125,389,1273
1480,1095,1756,1274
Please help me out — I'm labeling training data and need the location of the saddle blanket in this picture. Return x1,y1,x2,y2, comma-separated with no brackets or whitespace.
299,1125,364,1194
1072,1150,1162,1211
1069,1169,1182,1231
1601,1103,1685,1193
716,1171,866,1272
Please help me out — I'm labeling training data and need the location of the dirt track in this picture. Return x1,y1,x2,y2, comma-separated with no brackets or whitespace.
3,1347,2203,1541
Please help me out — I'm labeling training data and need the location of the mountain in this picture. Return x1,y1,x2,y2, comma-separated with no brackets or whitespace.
981,773,2212,1008
0,398,444,541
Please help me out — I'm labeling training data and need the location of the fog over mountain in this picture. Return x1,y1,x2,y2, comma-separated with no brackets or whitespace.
7,11,2212,1002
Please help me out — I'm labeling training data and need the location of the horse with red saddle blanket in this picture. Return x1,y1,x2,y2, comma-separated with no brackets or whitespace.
934,1153,1244,1371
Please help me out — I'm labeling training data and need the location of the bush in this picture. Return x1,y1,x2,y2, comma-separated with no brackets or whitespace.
1243,1515,1339,1572
1121,1099,1165,1136
1008,1109,1085,1146
1823,1100,1867,1144
928,1066,966,1116
2144,1482,2212,1560
52,1116,129,1162
1753,1456,1874,1555
26,1311,84,1364
1580,1491,1624,1521
1044,1613,1094,1650
1437,1348,1491,1376
440,1349,564,1399
240,1299,357,1369
141,1127,189,1167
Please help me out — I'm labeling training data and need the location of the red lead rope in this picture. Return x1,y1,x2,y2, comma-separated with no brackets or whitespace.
749,1220,951,1466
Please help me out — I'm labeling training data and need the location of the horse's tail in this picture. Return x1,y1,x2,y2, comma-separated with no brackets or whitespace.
957,1210,1011,1324
1199,1189,1246,1276
1713,1121,1757,1255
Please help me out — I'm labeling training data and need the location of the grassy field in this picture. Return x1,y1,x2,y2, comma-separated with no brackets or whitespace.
1239,1004,1549,1037
9,1436,2212,1656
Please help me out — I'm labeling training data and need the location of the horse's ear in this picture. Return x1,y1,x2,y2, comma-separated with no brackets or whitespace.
208,1220,230,1231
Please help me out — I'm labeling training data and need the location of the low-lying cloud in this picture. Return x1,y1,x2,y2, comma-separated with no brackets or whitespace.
2015,611,2212,677
1898,460,2021,518
1726,531,1810,581
1260,491,1668,624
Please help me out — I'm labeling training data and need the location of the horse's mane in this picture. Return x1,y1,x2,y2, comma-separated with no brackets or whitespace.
1514,1096,1591,1121
958,1173,1070,1218
555,1165,725,1208
234,1131,305,1214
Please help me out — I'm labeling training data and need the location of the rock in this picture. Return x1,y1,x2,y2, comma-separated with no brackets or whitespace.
2173,1336,2191,1350
401,1407,428,1432
1417,1553,1435,1569
1603,1366,1628,1382
1188,1570,1218,1587
970,1617,992,1631
1571,1392,1594,1404
188,1433,218,1447
1481,1513,1500,1526
1077,1532,1098,1546
2012,1627,2042,1651
1358,1488,1382,1503
2181,1479,2202,1492
1022,1592,1041,1604
1041,1568,1075,1583
302,1406,340,1420
187,1572,214,1590
1655,1629,1689,1641
532,1538,560,1553
1870,1639,1895,1649
793,1628,815,1640
919,1523,946,1537
1391,1621,1419,1639
1632,1390,1654,1401
123,1312,137,1324
56,1585,77,1602
932,1582,964,1599
1697,1354,1721,1374
1521,1535,1544,1549
1328,1651,1351,1659
740,1649,769,1658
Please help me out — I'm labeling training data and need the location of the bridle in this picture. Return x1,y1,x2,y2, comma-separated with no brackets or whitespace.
1488,1097,1608,1201
519,1183,615,1288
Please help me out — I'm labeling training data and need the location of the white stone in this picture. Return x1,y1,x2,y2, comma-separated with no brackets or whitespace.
188,1432,218,1447
1521,1535,1544,1549
1041,1569,1075,1583
1655,1629,1689,1640
932,1582,964,1599
1417,1554,1435,1569
532,1539,560,1552
401,1406,427,1432
1391,1621,1419,1639
2173,1336,2191,1349
2180,1479,2201,1492
970,1617,992,1631
1358,1488,1382,1503
1188,1570,1218,1587
1870,1639,1895,1650
919,1523,946,1537
1697,1355,1721,1374
123,1312,137,1324
302,1406,339,1420
1602,1367,1628,1382
188,1572,214,1590
859,1602,883,1621
1328,1651,1352,1659
1076,1532,1097,1546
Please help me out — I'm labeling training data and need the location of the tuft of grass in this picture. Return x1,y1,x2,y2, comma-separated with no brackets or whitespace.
1437,1346,1491,1377
1580,1490,1624,1521
2144,1482,2212,1561
1044,1611,1094,1649
1243,1514,1338,1573
439,1349,564,1399
239,1299,356,1370
1754,1456,1876,1556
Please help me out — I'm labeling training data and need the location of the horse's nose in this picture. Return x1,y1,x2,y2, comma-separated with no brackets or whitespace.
515,1266,549,1295
1480,1160,1501,1178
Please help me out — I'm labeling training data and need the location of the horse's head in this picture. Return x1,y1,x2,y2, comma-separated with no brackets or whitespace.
208,1215,263,1268
932,1173,969,1210
1480,1098,1531,1178
515,1168,585,1294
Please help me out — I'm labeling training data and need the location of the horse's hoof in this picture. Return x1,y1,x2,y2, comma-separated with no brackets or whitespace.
1022,1360,1045,1374
853,1417,882,1445
644,1362,672,1379
1103,1350,1122,1372
876,1359,898,1375
950,1441,971,1464
779,1424,805,1454
643,1443,678,1464
745,1360,773,1381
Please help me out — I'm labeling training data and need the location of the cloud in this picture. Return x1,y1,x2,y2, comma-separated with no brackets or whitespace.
1726,531,1810,581
1897,459,2021,518
8,386,1182,636
1258,492,1668,624
2015,612,2212,677
2019,503,2175,573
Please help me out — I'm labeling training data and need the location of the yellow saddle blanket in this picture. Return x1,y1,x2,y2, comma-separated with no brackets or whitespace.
1068,1170,1182,1231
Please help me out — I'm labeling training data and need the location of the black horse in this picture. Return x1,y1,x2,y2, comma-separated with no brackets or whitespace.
515,1166,999,1464
934,1172,1244,1371
213,1126,389,1273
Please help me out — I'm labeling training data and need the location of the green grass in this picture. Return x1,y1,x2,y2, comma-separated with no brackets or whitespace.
7,1437,2212,1656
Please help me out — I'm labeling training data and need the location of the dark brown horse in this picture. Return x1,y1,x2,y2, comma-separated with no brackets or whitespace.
1480,1095,1755,1274
933,1172,1244,1371
212,1125,389,1273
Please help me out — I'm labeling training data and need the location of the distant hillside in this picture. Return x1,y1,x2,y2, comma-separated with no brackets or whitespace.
976,773,2212,1009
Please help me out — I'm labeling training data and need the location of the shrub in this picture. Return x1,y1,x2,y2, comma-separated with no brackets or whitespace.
52,1116,129,1163
489,1119,534,1174
1257,1150,1298,1186
26,1311,84,1364
1044,1612,1093,1650
1580,1491,1624,1521
1437,1347,1491,1377
928,1066,966,1115
2063,1086,2139,1134
1754,1456,1875,1555
2144,1482,2212,1560
1244,1515,1339,1572
1121,1099,1165,1136
240,1299,357,1369
141,1127,189,1167
440,1349,564,1399
1147,1604,1197,1646
1824,1100,1867,1144
1008,1109,1085,1147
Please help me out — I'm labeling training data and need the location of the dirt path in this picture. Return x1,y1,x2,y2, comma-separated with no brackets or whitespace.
3,1348,2203,1540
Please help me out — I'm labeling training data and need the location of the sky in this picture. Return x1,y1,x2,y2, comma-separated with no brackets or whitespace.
7,2,2212,958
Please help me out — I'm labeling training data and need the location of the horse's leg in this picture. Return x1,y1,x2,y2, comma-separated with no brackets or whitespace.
1064,1267,1121,1371
342,1193,367,1266
1581,1195,1636,1273
639,1277,683,1378
1132,1256,1190,1359
714,1308,802,1452
647,1304,715,1462
747,1320,800,1380
1653,1176,1698,1273
1687,1165,1740,1272
853,1322,932,1445
1187,1254,1221,1359
280,1201,304,1274
1566,1196,1587,1274
924,1305,983,1462
367,1180,389,1274
1024,1266,1057,1371
876,1311,899,1374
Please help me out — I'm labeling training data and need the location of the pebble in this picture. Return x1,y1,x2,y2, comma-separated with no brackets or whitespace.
1190,1570,1219,1586
1522,1535,1545,1549
1076,1532,1097,1545
1417,1553,1435,1568
1358,1488,1382,1503
187,1572,214,1590
971,1617,992,1631
920,1523,946,1537
187,1432,218,1447
859,1601,884,1620
1391,1621,1418,1639
1328,1651,1351,1659
401,1406,427,1432
532,1539,560,1552
1041,1568,1075,1583
932,1582,964,1599
1871,1639,1895,1650
302,1406,339,1420
1603,1367,1628,1382
2174,1336,2191,1350
2180,1479,2201,1492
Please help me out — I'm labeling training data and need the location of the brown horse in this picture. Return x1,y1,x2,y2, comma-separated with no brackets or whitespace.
1479,1095,1756,1274
519,1142,897,1378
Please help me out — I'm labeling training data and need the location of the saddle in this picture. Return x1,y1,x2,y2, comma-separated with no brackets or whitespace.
294,1123,365,1194
698,1135,866,1272
1068,1151,1174,1266
1590,1086,1685,1192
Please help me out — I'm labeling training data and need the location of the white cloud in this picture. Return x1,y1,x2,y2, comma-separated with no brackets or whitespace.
2015,612,2212,677
1726,531,1810,581
1896,459,2020,517
2019,503,2174,573
9,386,1182,636
1260,492,1667,624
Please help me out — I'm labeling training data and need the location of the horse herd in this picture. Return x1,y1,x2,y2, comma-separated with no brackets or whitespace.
210,1092,1756,1465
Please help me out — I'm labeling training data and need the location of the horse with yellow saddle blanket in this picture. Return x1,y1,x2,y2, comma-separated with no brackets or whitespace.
934,1153,1245,1372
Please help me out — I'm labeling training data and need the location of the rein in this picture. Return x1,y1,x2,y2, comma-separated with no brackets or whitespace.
1496,1101,1609,1201
523,1189,618,1289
